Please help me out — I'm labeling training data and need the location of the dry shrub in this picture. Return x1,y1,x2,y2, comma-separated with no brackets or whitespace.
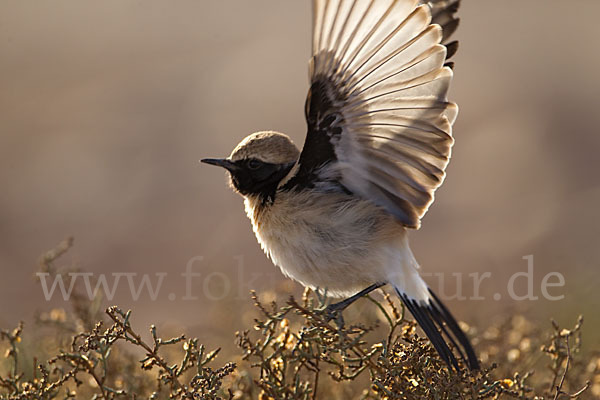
1,239,598,399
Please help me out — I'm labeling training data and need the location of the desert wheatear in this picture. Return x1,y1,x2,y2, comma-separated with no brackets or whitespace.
203,0,478,370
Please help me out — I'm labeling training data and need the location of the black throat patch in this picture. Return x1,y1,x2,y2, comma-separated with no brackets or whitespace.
230,159,295,204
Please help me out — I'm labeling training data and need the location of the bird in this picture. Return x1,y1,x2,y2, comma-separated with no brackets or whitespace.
202,0,479,371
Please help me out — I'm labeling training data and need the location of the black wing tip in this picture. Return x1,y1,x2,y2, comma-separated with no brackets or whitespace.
428,0,461,57
397,288,480,372
441,18,460,42
448,0,461,14
445,40,459,60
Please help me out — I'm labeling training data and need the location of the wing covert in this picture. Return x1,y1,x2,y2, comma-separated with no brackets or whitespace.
290,0,461,228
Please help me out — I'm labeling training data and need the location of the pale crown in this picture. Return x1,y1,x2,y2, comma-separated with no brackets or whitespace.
230,131,300,164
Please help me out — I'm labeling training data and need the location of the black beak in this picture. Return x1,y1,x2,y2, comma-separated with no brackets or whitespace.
201,158,238,171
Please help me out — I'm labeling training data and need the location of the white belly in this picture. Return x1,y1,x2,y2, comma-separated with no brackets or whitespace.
244,189,422,298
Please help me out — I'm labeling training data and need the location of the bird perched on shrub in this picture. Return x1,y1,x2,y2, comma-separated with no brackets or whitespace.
202,0,478,371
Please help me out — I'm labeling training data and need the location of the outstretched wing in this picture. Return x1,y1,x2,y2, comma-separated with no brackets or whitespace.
288,0,461,229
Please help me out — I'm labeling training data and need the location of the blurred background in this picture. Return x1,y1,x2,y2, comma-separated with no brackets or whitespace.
1,0,599,354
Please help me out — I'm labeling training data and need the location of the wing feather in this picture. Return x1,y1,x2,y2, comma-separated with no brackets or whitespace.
289,0,461,228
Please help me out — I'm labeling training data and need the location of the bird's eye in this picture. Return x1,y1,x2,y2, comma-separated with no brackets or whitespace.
247,159,262,170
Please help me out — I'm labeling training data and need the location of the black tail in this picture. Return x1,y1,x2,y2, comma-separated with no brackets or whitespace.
396,288,479,371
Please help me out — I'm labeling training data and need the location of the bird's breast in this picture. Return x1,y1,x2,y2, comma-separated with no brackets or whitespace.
243,189,406,297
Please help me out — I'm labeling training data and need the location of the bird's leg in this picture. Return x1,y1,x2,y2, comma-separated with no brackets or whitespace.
324,282,386,323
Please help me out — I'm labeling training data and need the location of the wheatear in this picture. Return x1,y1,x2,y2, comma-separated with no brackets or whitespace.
202,0,478,370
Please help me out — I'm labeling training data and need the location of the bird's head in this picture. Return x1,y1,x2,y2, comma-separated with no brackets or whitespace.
202,131,299,198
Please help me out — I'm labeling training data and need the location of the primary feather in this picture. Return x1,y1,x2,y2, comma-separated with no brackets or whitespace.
287,0,460,228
